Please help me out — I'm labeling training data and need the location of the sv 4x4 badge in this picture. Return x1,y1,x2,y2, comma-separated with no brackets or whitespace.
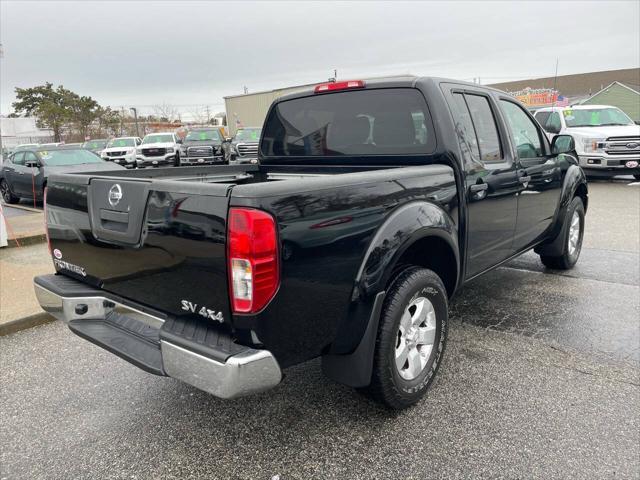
180,300,224,323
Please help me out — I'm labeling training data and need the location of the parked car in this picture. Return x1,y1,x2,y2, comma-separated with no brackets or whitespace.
34,77,587,409
534,105,640,179
82,139,109,155
101,137,142,168
179,127,227,165
228,127,261,164
136,132,181,168
0,145,124,204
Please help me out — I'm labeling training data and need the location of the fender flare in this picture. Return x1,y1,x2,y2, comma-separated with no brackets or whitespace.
535,164,588,257
354,200,459,299
321,200,459,388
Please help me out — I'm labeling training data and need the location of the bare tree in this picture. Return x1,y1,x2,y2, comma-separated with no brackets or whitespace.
188,106,208,125
153,102,179,123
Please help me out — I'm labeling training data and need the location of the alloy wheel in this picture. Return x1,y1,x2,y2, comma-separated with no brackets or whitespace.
568,210,581,257
395,296,437,380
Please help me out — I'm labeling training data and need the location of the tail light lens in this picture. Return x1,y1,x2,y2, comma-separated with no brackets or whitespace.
314,80,365,93
227,208,279,314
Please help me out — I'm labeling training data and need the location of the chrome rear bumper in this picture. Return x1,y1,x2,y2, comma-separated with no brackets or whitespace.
34,278,282,399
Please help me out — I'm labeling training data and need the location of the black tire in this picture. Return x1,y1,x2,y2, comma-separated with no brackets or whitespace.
364,267,448,410
0,179,19,204
540,196,585,270
174,153,180,167
634,174,640,181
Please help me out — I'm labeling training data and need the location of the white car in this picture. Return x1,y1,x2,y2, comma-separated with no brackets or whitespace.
534,105,640,179
136,132,181,168
100,137,142,168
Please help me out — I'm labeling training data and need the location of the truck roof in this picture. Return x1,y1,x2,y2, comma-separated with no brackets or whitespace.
273,75,503,104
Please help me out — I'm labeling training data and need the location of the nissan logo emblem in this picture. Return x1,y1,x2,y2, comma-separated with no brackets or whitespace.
108,184,123,207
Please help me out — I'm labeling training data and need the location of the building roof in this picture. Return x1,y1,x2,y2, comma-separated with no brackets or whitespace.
488,68,640,97
224,82,319,100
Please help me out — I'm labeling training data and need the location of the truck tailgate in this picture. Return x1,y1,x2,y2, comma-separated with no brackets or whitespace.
46,175,233,323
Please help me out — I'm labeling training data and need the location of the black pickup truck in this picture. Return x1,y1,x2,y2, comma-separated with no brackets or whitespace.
34,77,587,409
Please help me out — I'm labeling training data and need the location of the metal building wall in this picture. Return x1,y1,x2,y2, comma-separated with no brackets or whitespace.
224,85,314,135
583,83,640,123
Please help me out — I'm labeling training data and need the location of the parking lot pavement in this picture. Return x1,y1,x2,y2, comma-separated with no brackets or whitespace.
0,243,54,326
0,180,638,479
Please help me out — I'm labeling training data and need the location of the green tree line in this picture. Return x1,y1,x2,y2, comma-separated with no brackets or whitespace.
12,83,130,141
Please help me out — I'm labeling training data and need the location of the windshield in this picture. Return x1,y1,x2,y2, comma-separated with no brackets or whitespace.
234,128,261,142
82,140,107,150
564,108,634,127
185,129,221,141
107,138,136,148
39,149,103,166
142,134,174,144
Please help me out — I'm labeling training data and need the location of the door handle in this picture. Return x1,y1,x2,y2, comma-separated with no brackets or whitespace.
518,175,532,184
469,183,488,193
469,182,489,200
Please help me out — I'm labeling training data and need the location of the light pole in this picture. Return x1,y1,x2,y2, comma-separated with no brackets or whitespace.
130,107,140,137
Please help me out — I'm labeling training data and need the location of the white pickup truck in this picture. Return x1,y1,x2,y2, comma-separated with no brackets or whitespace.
100,137,142,168
136,132,181,168
534,105,640,179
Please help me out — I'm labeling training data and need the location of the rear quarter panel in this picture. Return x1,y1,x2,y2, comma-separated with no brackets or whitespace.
231,163,458,367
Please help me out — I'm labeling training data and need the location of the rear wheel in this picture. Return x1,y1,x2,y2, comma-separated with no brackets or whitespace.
540,196,585,270
364,267,448,410
1,179,19,204
174,153,181,167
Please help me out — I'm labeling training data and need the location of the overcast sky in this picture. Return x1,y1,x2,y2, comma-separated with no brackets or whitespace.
1,0,639,119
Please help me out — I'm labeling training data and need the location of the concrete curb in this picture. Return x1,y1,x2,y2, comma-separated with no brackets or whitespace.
4,203,42,213
6,233,47,248
0,312,56,336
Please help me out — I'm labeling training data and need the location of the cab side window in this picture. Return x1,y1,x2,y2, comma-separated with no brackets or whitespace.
465,94,502,163
449,93,481,164
547,112,561,133
534,111,550,129
500,100,544,160
24,152,39,165
448,91,503,166
12,152,25,165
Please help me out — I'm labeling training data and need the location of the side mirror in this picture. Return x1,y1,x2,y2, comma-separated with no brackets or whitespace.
551,134,575,155
546,124,561,134
176,138,183,144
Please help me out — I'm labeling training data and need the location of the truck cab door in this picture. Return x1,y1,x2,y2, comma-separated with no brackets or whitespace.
497,98,563,251
443,86,520,279
15,151,42,199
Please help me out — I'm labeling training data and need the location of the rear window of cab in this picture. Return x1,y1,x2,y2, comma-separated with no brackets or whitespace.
260,88,436,160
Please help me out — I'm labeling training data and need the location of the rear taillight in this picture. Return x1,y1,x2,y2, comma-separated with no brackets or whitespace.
227,208,279,314
314,80,365,93
43,186,51,255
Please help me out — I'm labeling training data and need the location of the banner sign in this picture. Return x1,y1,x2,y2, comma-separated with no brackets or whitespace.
509,87,569,108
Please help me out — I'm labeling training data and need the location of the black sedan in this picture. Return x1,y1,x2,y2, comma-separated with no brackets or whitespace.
0,145,124,204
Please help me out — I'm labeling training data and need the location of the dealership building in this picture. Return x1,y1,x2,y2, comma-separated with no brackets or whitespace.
223,68,640,134
489,68,640,122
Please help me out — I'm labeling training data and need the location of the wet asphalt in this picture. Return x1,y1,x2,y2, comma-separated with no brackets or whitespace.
1,180,639,479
